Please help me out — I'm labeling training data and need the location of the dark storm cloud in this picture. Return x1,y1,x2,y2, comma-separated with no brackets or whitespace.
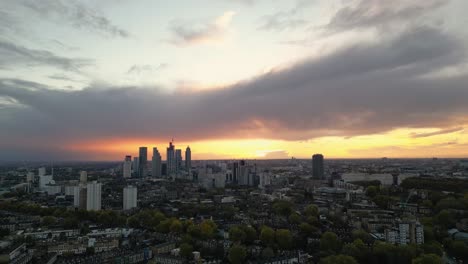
20,0,129,38
1,26,468,159
0,40,93,72
324,0,447,33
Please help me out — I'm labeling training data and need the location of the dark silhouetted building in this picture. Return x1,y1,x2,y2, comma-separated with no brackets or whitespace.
185,146,191,170
139,147,147,178
312,154,324,180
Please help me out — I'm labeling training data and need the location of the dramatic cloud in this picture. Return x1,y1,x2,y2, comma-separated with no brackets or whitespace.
169,11,236,45
20,0,129,38
0,40,93,72
324,0,447,33
1,25,468,160
411,127,464,138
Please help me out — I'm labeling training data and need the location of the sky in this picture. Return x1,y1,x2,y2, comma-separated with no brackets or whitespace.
1,0,468,161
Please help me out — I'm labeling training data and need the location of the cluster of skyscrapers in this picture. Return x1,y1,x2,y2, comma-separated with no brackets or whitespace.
123,141,192,178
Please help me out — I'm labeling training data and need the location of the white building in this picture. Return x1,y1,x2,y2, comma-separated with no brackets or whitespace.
26,172,35,183
123,156,132,178
385,220,424,245
80,171,87,184
39,175,53,189
86,181,102,211
259,172,272,189
72,186,81,207
43,185,62,195
38,167,46,177
123,186,137,210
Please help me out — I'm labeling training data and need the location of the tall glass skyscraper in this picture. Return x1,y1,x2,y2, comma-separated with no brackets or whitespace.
139,147,147,178
166,142,176,175
175,149,182,172
185,146,191,170
152,147,162,178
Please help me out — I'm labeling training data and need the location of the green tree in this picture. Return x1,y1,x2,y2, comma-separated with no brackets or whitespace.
450,240,468,261
372,195,393,209
366,186,379,198
179,243,194,259
200,219,217,239
170,219,183,233
288,213,302,225
305,204,319,216
243,225,257,244
319,255,358,264
63,217,80,229
351,229,372,243
228,245,247,264
412,254,443,264
42,216,57,227
421,241,443,256
276,229,293,250
342,243,359,259
373,241,397,263
320,232,342,254
156,219,172,233
261,247,275,259
229,226,246,243
434,210,455,228
260,226,275,246
187,224,201,238
299,222,318,237
272,200,293,216
127,215,140,228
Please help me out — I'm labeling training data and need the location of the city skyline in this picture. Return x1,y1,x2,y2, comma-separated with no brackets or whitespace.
1,0,468,161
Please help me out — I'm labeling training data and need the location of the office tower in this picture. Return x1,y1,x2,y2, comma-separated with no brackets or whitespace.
86,181,102,211
123,186,137,210
185,146,191,170
79,187,87,210
152,148,162,178
71,186,81,207
38,167,46,177
312,154,324,180
133,157,139,177
166,141,176,175
123,155,132,178
233,162,239,183
139,147,148,178
80,171,87,184
175,149,182,172
162,163,167,176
